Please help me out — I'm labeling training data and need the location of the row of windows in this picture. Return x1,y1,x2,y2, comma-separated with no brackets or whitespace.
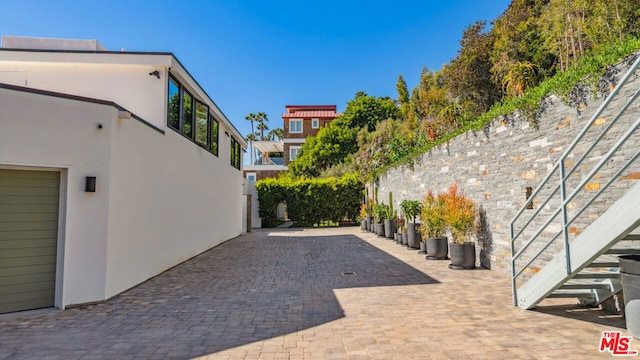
288,118,319,134
230,136,241,170
168,75,220,157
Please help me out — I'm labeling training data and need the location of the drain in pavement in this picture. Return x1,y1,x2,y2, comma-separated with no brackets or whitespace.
342,271,356,276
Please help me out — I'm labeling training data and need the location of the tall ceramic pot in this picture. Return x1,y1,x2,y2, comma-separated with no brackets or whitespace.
384,219,395,239
449,242,476,270
426,237,448,260
406,223,415,247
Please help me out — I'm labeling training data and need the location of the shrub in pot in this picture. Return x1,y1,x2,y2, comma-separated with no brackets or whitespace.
401,199,422,249
443,183,478,270
373,203,388,237
394,217,405,243
383,192,396,239
421,189,448,260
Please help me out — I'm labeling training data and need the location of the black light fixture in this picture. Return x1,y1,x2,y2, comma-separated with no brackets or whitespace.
225,131,230,137
148,70,160,79
85,176,96,192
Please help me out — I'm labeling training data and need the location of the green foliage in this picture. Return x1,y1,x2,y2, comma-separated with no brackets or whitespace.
254,178,286,227
372,203,389,222
255,174,364,227
420,190,446,238
400,199,422,223
442,183,478,244
361,35,640,181
341,91,402,132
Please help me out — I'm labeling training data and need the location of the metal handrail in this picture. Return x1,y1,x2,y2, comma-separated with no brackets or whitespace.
511,53,640,306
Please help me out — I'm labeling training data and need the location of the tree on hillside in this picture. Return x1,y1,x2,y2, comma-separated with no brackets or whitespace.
396,75,411,121
445,21,501,115
341,91,401,132
490,0,553,84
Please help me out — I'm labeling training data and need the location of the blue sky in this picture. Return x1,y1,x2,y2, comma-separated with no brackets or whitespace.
1,0,511,146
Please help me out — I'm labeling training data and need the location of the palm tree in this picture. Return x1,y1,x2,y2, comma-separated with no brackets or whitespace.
256,112,269,140
245,133,258,164
244,113,257,163
502,62,539,98
268,127,284,141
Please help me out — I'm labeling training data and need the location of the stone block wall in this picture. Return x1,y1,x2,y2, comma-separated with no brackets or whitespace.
377,56,640,276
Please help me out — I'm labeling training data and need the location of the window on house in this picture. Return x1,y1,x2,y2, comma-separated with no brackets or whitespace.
231,136,241,170
247,173,257,182
312,118,319,129
290,146,301,161
289,119,302,133
167,73,221,158
182,90,194,139
210,114,219,156
195,101,209,147
167,76,180,131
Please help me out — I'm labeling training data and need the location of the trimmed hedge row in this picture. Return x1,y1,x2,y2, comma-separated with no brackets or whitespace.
255,174,363,227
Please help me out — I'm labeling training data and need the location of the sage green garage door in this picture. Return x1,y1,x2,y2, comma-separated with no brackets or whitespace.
0,169,59,314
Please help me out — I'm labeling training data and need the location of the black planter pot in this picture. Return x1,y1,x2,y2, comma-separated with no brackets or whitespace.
376,223,385,237
384,219,395,239
426,237,449,260
402,231,409,246
406,223,421,249
361,219,367,230
449,242,476,270
619,254,640,337
418,242,427,254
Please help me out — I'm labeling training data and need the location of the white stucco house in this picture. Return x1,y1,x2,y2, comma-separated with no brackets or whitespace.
0,36,247,313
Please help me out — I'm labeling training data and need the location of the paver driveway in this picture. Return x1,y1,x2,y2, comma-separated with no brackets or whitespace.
0,226,629,359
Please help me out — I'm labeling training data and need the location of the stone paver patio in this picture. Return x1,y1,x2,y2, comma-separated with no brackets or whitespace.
0,226,630,359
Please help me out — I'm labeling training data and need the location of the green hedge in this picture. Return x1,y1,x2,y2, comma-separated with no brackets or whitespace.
255,174,363,227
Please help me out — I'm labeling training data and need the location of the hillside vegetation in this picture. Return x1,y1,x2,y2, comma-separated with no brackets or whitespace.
285,0,640,181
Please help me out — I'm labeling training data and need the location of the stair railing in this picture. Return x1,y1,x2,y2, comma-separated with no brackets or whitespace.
510,54,640,306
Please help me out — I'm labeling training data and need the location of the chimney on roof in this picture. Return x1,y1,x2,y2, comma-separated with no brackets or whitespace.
1,35,108,51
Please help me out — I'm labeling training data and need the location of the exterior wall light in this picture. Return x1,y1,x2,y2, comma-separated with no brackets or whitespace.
85,176,96,192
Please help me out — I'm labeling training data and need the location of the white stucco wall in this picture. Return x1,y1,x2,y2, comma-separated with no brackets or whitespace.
0,61,166,129
0,88,114,306
104,114,243,298
1,86,244,308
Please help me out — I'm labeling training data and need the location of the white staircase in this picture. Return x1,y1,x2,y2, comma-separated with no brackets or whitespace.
510,54,640,310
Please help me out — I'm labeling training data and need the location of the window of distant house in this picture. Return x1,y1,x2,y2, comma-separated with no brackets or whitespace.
231,136,241,170
194,101,209,148
289,119,302,133
210,114,219,156
182,90,194,139
311,118,319,129
290,146,301,161
167,76,180,131
247,173,257,182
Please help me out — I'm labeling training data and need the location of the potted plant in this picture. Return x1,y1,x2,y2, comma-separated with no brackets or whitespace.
443,183,478,270
383,192,396,239
394,217,405,242
421,189,448,260
365,198,374,232
373,203,388,237
400,199,422,249
359,203,368,231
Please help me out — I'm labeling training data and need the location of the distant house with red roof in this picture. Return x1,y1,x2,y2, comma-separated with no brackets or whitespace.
243,105,341,181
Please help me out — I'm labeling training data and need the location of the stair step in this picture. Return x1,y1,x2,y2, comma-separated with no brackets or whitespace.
560,283,612,290
573,272,619,279
586,262,620,268
548,291,595,299
623,234,640,241
604,248,640,255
